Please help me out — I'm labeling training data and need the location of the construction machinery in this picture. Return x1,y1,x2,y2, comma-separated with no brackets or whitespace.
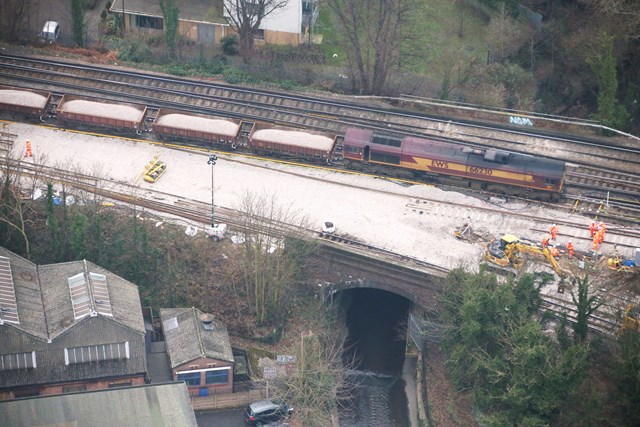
484,234,568,279
607,248,638,273
142,154,167,183
621,304,640,333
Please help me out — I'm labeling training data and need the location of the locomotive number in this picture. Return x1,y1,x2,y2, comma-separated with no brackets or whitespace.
469,166,493,175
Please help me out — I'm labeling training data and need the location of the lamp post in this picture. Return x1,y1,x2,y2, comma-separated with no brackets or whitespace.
122,0,126,32
207,154,217,227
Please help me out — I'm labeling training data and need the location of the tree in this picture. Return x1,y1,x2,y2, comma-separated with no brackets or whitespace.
615,329,640,424
440,270,590,425
587,33,630,129
485,3,531,64
225,191,315,326
259,299,355,427
0,160,32,258
0,0,29,41
327,0,417,95
71,0,85,47
159,0,179,60
570,275,605,343
222,0,289,60
581,0,640,39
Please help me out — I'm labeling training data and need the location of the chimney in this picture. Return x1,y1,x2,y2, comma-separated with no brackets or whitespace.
200,313,215,330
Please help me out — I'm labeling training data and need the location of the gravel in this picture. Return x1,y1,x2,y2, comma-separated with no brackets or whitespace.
252,129,334,151
0,89,49,108
60,99,145,122
155,113,239,136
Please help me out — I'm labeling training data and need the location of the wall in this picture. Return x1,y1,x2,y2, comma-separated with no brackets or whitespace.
174,356,234,396
2,375,146,400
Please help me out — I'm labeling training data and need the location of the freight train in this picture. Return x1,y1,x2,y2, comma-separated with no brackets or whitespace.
0,85,566,200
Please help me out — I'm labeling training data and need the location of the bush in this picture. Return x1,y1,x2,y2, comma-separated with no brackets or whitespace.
221,35,239,56
117,38,152,63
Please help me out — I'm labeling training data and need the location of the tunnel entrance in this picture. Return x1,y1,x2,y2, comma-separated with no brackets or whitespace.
338,287,412,427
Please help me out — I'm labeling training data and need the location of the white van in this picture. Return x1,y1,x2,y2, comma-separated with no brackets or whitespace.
41,21,60,43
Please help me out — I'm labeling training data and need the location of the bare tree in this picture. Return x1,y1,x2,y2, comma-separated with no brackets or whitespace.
226,190,316,326
327,0,417,95
581,0,640,39
0,156,40,258
258,299,358,427
1,0,30,41
222,0,289,60
486,3,531,64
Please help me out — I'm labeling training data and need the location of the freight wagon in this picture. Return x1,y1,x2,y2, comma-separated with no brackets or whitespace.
56,95,147,132
0,85,51,119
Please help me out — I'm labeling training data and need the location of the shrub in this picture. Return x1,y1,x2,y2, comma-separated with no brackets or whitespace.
221,35,239,56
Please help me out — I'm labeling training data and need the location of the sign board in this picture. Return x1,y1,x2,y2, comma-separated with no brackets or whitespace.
263,366,277,379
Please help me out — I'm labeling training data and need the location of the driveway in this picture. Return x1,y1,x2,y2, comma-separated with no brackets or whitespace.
196,408,246,427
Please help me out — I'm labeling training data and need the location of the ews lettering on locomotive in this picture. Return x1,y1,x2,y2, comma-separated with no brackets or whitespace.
431,160,449,169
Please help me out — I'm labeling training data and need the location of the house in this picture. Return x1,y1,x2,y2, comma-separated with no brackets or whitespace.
108,0,319,46
0,247,147,400
0,382,198,427
160,307,235,396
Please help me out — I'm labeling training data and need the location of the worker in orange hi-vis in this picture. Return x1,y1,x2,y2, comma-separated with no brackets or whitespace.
596,229,605,244
599,221,606,235
24,139,33,157
566,241,575,258
589,221,598,237
542,235,550,248
549,246,560,257
550,224,559,240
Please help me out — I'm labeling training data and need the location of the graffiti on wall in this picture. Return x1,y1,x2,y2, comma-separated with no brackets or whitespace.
509,116,534,126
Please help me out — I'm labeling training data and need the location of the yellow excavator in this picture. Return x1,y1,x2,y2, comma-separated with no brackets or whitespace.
484,234,568,279
620,304,640,333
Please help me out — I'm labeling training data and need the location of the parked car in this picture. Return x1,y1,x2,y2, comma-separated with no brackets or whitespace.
244,399,293,426
40,21,60,43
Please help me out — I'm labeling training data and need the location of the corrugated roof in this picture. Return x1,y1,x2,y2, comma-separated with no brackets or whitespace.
160,307,234,368
0,247,147,388
0,382,198,427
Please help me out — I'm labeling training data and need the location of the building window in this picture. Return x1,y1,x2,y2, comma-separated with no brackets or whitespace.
255,29,265,40
206,369,229,385
65,342,129,365
62,384,87,393
135,15,163,30
178,372,201,386
0,351,36,371
108,381,133,388
14,389,40,398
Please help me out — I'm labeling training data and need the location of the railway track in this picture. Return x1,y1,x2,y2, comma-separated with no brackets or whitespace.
564,165,640,220
2,152,636,337
2,53,640,177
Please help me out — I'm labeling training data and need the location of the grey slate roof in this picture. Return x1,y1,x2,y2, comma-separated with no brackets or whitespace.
160,307,234,368
0,382,198,427
0,247,147,388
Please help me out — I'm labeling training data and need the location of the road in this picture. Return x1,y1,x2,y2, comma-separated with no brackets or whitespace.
196,408,246,427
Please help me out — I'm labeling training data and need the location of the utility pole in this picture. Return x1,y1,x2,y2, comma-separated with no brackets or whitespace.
207,154,217,226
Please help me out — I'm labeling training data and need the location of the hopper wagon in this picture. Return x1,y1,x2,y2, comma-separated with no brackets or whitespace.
249,124,338,162
56,95,147,132
152,108,248,146
0,85,52,118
